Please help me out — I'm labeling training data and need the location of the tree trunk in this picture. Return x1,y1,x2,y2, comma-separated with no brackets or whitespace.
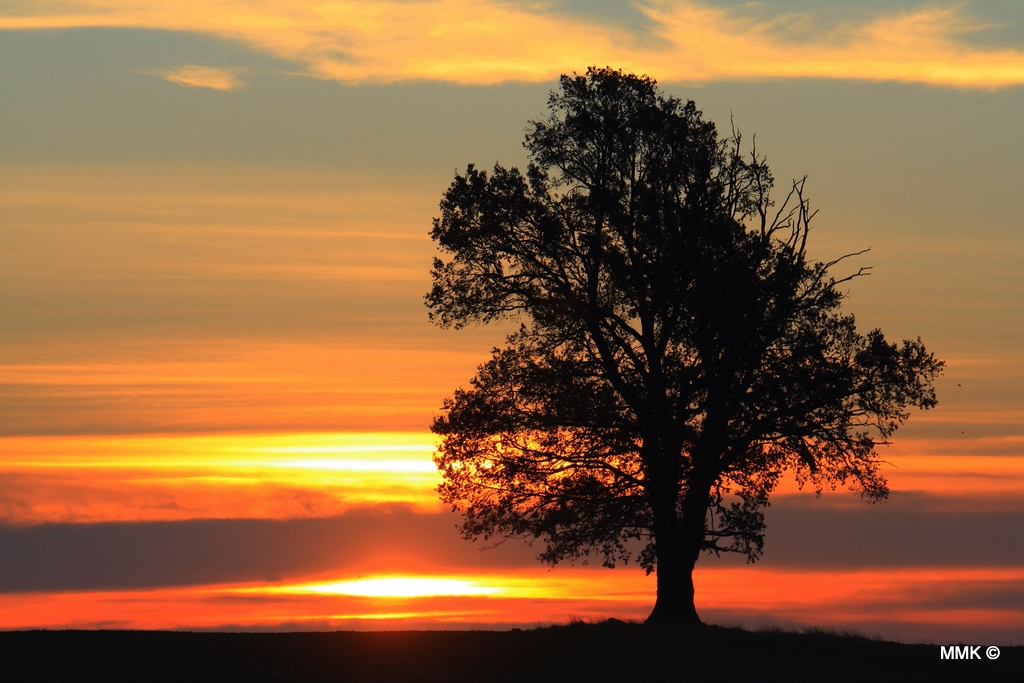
645,481,710,625
646,546,700,624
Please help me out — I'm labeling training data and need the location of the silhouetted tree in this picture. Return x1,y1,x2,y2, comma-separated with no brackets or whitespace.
426,67,942,624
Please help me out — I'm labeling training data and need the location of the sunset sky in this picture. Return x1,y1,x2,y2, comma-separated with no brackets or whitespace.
2,0,1023,643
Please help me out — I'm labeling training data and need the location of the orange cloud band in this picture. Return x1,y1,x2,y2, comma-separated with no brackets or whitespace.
3,1,1024,87
0,432,445,523
4,431,1022,525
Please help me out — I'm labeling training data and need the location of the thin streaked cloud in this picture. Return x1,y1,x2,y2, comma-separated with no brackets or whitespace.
154,64,246,90
2,1,1024,87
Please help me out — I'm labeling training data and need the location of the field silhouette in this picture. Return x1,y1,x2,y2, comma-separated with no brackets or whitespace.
2,621,1019,682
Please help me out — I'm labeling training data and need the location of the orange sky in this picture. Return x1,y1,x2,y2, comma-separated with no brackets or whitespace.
4,432,1024,525
2,1,1023,644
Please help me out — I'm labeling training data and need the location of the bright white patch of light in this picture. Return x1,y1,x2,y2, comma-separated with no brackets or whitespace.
299,578,503,598
266,459,437,472
257,445,436,454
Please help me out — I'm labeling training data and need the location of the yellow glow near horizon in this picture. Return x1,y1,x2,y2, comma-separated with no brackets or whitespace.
3,566,1023,636
1,432,436,467
234,570,656,602
0,432,444,523
3,1,1024,87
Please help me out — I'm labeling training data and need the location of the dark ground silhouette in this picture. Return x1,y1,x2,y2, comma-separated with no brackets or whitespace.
1,621,1019,683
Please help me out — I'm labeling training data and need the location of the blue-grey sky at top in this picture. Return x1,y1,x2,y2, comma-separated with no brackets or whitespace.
0,29,540,170
3,28,1022,355
4,26,1024,236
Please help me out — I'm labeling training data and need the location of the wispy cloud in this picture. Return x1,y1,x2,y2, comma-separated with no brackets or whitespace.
154,65,245,90
3,2,1023,86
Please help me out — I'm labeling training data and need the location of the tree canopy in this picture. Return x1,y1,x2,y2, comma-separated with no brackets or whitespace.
426,67,943,623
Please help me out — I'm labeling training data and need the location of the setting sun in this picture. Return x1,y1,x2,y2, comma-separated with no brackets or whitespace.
287,577,502,598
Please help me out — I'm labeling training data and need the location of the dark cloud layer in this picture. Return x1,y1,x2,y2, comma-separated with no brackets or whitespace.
756,492,1024,568
0,507,539,593
2,494,1023,593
